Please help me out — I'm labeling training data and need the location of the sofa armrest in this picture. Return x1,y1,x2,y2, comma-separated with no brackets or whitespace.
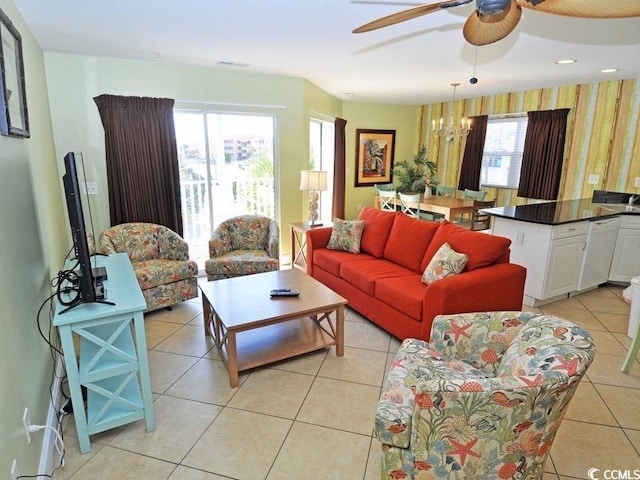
157,227,189,261
267,220,280,260
420,263,527,340
304,226,333,275
97,232,118,255
209,229,232,258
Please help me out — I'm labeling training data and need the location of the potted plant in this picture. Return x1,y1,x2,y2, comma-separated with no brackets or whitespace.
393,146,438,195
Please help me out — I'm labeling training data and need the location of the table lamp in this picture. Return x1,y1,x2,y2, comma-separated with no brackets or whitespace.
300,170,328,227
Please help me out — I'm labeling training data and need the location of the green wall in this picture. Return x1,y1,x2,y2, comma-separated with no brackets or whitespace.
0,0,67,475
343,102,421,219
43,53,421,256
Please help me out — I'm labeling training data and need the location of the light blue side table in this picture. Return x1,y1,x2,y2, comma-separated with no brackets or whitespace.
53,252,155,453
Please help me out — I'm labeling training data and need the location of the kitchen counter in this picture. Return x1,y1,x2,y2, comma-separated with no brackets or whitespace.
484,197,640,226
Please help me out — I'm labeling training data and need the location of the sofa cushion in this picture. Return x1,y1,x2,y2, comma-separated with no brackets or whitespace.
383,214,440,273
357,207,397,258
421,221,511,272
204,250,279,279
341,259,415,296
134,258,198,289
375,275,426,321
327,219,365,254
313,248,374,277
421,242,468,284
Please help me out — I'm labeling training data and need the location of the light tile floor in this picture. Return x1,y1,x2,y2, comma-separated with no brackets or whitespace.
53,283,640,480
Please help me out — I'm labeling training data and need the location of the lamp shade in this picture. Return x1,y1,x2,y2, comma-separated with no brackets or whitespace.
300,170,328,191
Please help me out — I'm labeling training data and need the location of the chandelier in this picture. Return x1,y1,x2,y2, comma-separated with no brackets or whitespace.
431,83,472,142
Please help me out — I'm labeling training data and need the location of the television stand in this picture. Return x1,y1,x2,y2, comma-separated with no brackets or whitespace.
53,253,154,453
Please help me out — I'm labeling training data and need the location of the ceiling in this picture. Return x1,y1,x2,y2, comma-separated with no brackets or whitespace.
12,0,640,105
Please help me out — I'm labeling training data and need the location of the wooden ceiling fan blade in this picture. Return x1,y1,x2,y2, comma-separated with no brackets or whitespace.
463,0,522,45
352,2,444,33
516,0,640,18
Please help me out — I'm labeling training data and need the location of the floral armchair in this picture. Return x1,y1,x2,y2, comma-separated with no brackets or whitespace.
375,311,595,479
205,215,279,281
98,223,198,312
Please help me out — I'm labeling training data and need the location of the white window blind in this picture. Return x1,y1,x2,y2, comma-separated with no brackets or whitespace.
480,115,528,189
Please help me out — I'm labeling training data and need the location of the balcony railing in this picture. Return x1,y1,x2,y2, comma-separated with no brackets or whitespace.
180,176,275,268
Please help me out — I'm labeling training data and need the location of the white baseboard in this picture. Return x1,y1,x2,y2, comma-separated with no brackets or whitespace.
39,354,66,475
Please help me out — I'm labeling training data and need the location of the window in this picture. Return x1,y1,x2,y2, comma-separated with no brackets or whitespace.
309,118,334,224
480,115,528,189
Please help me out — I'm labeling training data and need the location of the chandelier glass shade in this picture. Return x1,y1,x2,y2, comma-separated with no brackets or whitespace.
431,83,472,142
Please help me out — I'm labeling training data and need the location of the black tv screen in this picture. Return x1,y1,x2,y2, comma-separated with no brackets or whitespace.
61,152,96,309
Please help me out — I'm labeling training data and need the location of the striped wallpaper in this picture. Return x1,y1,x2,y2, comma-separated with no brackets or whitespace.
419,78,640,207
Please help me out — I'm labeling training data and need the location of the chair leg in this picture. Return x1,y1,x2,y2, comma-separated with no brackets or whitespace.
622,334,640,372
622,278,640,373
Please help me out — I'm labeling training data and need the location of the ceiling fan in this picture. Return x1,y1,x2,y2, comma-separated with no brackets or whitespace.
353,0,640,46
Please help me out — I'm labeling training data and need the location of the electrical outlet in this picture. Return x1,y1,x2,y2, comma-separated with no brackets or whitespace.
635,177,640,188
23,407,31,444
83,181,98,194
10,458,20,480
587,174,599,185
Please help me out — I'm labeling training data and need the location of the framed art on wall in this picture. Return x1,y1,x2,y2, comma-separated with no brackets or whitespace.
354,128,395,187
0,8,29,138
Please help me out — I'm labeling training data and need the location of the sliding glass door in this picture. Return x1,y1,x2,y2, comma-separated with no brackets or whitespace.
174,111,276,270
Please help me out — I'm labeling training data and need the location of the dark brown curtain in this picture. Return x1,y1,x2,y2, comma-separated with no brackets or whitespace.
332,117,347,219
457,115,488,191
517,108,570,200
94,94,183,235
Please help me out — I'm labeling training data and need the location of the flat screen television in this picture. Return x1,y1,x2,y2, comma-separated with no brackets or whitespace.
59,152,112,313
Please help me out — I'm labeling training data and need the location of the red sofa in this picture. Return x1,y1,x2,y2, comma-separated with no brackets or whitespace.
305,207,526,340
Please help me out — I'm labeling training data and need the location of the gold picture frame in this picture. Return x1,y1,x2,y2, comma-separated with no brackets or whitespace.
0,8,29,138
354,129,395,187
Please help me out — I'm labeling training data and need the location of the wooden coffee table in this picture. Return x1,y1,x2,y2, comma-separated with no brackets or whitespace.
199,269,347,387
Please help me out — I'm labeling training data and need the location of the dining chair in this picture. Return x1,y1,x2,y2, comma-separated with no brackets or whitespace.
398,192,422,218
376,186,397,212
470,199,496,231
460,188,487,221
463,188,487,200
622,276,640,373
436,185,456,198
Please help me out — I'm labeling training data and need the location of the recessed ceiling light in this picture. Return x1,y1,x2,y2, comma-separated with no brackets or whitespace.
600,68,619,73
216,61,250,68
555,59,577,65
345,92,355,97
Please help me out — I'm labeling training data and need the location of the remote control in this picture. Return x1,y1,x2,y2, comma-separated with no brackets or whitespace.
270,288,291,294
270,290,300,297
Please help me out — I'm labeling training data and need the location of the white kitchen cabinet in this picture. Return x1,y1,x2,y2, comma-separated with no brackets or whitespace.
609,215,640,282
492,218,587,306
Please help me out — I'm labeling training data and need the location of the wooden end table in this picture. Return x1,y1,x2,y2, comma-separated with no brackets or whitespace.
199,269,346,387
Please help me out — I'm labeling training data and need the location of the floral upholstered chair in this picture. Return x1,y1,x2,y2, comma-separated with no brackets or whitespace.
205,215,279,281
375,311,595,480
98,223,198,312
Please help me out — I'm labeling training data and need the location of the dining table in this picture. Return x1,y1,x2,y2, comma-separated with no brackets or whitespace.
374,194,475,222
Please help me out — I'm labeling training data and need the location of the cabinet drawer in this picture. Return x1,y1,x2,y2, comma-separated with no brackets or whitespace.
551,222,588,239
620,215,640,229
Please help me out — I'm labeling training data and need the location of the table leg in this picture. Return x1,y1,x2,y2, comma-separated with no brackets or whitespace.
202,292,212,338
58,325,91,454
227,331,239,388
336,305,344,357
132,312,155,433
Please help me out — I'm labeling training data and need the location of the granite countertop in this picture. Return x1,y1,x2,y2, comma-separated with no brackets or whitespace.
484,197,640,226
